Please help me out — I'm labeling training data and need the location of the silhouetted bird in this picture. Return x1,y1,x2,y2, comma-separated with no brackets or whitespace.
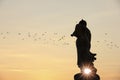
18,33,21,35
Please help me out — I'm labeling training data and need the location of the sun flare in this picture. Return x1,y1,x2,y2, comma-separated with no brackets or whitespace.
84,68,91,75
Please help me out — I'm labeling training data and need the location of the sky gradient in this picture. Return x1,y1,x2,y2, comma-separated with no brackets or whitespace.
0,0,120,80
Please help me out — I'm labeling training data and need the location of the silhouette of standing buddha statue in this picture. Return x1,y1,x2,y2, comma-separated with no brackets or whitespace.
71,19,100,80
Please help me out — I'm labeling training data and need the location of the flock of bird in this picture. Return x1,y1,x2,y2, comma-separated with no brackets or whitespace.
0,32,119,49
0,32,70,46
95,33,119,49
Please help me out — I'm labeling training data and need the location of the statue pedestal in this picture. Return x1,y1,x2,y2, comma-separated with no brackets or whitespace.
74,73,100,80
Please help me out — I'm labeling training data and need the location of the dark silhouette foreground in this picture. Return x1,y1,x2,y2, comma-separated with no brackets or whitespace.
74,73,100,80
71,19,100,80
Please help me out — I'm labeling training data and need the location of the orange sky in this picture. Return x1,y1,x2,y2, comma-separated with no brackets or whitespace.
0,0,120,80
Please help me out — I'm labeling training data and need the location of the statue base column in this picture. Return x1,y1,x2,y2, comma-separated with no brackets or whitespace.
74,73,100,80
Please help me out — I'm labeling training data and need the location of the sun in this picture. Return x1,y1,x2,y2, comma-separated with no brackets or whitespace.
83,68,91,75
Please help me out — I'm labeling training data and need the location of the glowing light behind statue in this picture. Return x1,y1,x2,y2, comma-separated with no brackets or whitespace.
83,68,91,75
80,64,96,78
